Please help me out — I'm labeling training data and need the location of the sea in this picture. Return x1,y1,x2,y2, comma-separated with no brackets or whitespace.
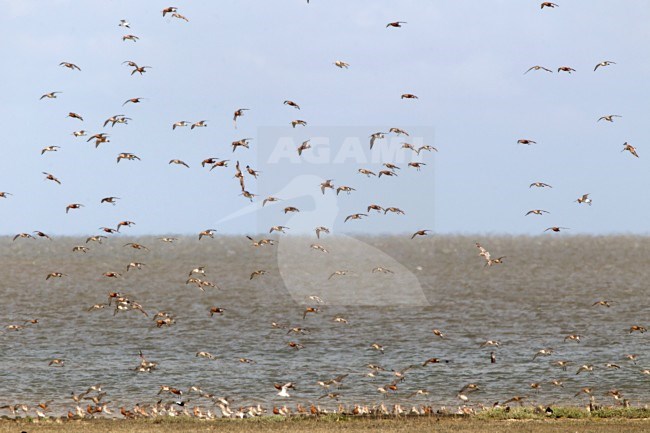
0,235,648,416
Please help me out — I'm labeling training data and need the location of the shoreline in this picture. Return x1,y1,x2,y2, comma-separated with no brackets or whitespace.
2,406,649,421
1,411,649,433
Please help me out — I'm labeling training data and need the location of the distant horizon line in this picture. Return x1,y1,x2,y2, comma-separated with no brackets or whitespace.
1,232,648,239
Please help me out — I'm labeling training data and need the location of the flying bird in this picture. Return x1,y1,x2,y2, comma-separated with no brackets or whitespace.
598,114,621,122
389,127,409,136
171,12,189,22
33,231,51,240
575,193,592,205
41,145,60,155
116,153,140,163
65,203,84,213
320,179,335,194
530,182,552,188
411,229,431,239
40,91,62,100
123,97,145,106
315,227,330,238
524,65,553,74
386,21,407,28
172,121,190,130
130,64,151,75
525,209,549,216
369,132,386,149
169,159,189,168
283,100,300,109
233,108,249,128
297,140,311,155
344,213,367,222
42,172,61,184
101,197,120,205
544,226,569,233
199,229,217,240
557,66,576,73
622,142,639,158
59,62,81,71
594,61,616,71
162,6,178,16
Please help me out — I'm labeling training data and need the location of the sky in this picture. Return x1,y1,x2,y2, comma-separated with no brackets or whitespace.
0,0,649,236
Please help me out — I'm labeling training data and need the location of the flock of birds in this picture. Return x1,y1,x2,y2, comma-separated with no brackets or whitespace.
0,1,648,422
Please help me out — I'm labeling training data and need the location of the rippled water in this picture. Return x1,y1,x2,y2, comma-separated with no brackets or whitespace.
0,235,648,416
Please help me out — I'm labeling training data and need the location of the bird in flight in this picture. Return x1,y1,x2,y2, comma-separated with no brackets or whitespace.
116,153,140,163
386,21,407,28
65,203,84,213
344,213,368,222
199,229,217,240
334,60,349,69
284,100,300,109
315,226,330,239
40,91,62,100
525,209,549,216
575,193,592,205
540,2,559,9
545,226,569,233
59,62,81,71
101,196,119,205
297,140,311,156
622,142,639,158
594,60,616,71
598,114,621,122
592,300,614,308
169,159,189,168
524,65,553,74
41,145,60,155
162,6,178,16
411,229,431,239
172,121,190,130
557,66,576,73
530,182,552,188
171,12,189,22
369,132,386,149
233,108,249,128
43,172,61,185
123,97,145,106
389,127,409,136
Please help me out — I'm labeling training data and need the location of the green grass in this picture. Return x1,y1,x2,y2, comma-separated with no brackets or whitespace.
476,406,650,420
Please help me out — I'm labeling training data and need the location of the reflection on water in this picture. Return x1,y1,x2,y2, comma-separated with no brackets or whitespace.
0,235,648,416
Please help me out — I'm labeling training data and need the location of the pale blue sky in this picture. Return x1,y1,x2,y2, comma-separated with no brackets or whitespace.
0,1,648,236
